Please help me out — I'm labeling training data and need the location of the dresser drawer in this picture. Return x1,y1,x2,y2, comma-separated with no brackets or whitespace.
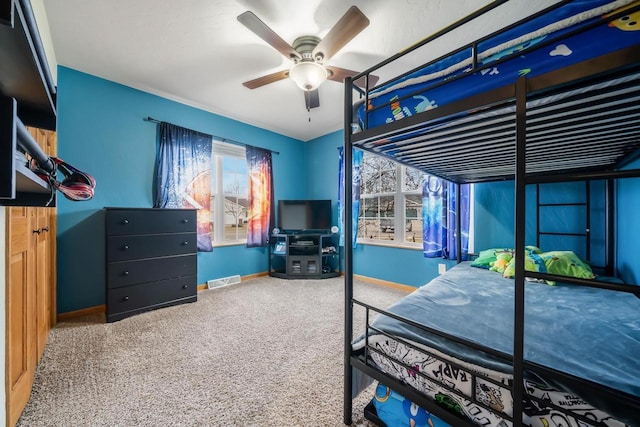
107,233,196,262
107,276,197,322
107,254,197,289
106,208,197,236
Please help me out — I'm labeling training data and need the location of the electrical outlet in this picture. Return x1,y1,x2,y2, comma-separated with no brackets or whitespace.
438,263,447,274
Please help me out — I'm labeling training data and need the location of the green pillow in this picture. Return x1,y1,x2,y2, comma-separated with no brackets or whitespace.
470,248,512,269
540,251,595,280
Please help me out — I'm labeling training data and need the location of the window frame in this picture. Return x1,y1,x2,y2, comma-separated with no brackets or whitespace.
358,152,424,246
357,151,474,251
210,140,248,246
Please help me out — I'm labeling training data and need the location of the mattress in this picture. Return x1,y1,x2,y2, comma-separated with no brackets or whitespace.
352,262,640,426
356,0,640,132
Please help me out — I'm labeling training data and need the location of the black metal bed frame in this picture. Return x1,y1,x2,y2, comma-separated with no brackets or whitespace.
342,1,640,426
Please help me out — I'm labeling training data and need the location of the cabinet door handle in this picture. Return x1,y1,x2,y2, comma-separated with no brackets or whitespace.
122,219,129,225
122,245,129,250
182,219,189,224
32,228,41,234
42,226,49,232
123,270,129,276
182,284,188,289
182,241,189,246
122,296,129,302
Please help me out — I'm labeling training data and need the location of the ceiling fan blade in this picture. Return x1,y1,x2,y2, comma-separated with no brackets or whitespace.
312,6,369,63
326,66,379,89
242,69,290,89
237,11,301,61
304,89,320,110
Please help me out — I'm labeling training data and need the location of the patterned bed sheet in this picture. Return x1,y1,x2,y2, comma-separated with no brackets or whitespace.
356,0,640,132
352,262,640,426
366,334,627,427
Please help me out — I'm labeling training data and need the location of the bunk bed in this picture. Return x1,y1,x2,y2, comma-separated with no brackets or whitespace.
342,1,640,426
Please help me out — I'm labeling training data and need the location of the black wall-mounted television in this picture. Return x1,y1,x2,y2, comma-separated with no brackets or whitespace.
277,199,332,232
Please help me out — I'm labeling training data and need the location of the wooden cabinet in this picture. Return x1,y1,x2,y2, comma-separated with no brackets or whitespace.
5,127,56,427
105,208,198,323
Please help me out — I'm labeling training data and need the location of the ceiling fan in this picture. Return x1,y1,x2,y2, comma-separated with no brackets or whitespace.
237,6,379,110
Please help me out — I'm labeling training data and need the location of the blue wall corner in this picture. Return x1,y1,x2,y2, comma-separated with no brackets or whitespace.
617,155,640,284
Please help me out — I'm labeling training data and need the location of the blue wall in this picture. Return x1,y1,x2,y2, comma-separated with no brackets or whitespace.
474,180,609,266
56,67,305,314
618,155,640,284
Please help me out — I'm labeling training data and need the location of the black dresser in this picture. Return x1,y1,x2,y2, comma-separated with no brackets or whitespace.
105,207,198,322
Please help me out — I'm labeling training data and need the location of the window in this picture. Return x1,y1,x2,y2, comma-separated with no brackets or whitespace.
210,140,248,244
358,151,473,249
358,152,425,244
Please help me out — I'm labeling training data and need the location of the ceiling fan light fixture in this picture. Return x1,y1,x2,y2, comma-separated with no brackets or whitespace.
289,61,328,91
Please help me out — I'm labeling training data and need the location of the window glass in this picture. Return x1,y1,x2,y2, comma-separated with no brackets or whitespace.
362,155,396,194
359,195,395,241
358,151,427,245
404,168,423,192
210,141,247,244
222,157,248,242
404,194,423,243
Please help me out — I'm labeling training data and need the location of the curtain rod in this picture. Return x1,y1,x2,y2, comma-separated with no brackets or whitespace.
143,116,279,155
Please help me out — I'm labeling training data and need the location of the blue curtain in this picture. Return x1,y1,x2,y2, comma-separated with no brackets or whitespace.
338,147,363,247
155,122,213,252
422,176,444,257
422,177,469,259
246,145,274,247
445,181,470,260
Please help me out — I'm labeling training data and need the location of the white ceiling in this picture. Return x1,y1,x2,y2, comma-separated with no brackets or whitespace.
42,0,558,141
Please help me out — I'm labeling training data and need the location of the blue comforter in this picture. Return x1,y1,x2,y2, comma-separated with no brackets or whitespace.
366,262,640,399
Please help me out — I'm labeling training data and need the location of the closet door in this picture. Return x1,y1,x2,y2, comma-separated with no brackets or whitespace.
31,128,56,360
6,206,37,427
5,127,57,427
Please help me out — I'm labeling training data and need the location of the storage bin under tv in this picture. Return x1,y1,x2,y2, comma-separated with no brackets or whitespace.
268,233,340,279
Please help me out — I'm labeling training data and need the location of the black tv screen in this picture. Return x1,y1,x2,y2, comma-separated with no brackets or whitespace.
277,199,332,231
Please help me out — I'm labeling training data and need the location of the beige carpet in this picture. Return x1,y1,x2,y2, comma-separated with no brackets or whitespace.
17,276,409,427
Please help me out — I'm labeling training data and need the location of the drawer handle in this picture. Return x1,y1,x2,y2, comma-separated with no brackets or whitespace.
182,219,189,224
123,270,129,276
122,296,129,302
122,219,129,225
182,284,188,289
182,241,189,246
122,245,129,250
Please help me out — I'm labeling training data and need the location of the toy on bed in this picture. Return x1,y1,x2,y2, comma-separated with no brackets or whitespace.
488,252,512,274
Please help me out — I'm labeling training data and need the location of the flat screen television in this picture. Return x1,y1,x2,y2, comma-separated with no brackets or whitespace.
277,199,332,232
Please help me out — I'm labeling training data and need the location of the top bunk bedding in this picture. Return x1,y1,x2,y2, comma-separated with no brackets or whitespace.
350,0,640,183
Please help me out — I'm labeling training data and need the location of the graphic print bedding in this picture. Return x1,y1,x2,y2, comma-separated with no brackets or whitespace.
353,262,640,426
356,0,640,132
